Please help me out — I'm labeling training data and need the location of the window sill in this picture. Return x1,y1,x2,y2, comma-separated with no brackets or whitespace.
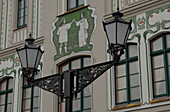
13,25,27,31
112,103,141,111
57,5,89,17
151,97,170,104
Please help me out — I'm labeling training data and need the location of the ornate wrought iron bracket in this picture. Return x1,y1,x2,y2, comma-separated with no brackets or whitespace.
26,59,119,100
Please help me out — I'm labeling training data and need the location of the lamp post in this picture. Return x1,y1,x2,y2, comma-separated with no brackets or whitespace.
16,9,131,112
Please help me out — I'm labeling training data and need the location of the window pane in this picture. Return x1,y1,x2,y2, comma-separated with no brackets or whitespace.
24,110,30,112
0,106,5,112
78,0,84,6
0,80,6,91
59,102,65,112
151,37,163,52
33,109,39,112
19,9,24,17
152,55,164,68
129,61,138,74
34,87,40,97
84,57,91,67
130,74,139,87
83,109,91,112
19,0,24,9
19,18,24,26
166,35,170,48
117,77,126,90
84,97,91,109
117,90,127,103
68,0,76,9
73,99,80,111
23,99,31,110
24,88,31,99
8,93,13,103
168,53,170,65
33,97,39,108
130,87,140,100
25,0,28,7
153,68,165,81
8,79,13,89
116,64,126,77
154,81,166,96
128,45,138,58
84,86,91,97
71,59,80,69
61,63,69,72
25,16,27,24
7,104,12,112
0,95,5,104
25,8,28,16
120,52,125,60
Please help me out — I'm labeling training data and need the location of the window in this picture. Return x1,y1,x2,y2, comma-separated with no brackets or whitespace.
17,0,28,27
114,44,140,105
0,78,13,112
58,56,91,112
150,33,170,98
21,76,40,112
67,0,84,11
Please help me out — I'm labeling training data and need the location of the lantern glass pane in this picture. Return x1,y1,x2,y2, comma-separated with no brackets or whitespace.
27,49,38,68
35,51,43,68
117,22,129,45
18,49,27,68
105,22,116,44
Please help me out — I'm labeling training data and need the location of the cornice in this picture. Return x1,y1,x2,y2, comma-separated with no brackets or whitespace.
0,36,44,58
103,0,170,21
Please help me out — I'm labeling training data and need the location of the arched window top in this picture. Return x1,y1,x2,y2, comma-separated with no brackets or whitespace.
0,77,13,91
120,43,138,61
150,33,170,98
59,55,91,72
150,33,170,53
0,77,13,112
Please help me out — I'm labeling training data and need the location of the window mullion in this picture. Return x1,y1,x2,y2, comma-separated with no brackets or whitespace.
163,35,170,95
31,86,34,112
4,79,9,112
23,0,26,25
126,48,130,104
81,57,84,111
76,0,78,8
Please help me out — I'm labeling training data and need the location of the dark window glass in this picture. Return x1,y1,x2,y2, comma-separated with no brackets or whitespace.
114,44,140,105
150,33,170,98
17,0,28,27
0,78,13,112
67,0,84,11
21,76,40,112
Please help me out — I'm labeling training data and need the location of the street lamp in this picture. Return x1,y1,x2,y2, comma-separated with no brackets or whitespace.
103,8,132,60
16,9,131,112
16,33,44,81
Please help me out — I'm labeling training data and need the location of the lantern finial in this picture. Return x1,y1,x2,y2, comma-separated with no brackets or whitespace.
25,33,35,46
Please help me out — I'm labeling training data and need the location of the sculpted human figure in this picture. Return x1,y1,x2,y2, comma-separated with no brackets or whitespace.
75,12,89,47
57,17,72,54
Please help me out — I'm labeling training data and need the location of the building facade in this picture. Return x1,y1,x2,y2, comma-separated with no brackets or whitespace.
0,0,170,112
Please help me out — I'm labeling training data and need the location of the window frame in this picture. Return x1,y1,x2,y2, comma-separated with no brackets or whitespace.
17,0,28,28
114,43,140,105
58,56,91,112
0,78,13,112
67,0,84,11
150,33,170,98
21,76,40,112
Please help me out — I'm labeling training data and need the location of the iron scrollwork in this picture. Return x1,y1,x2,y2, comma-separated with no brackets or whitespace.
75,60,117,93
31,73,63,97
